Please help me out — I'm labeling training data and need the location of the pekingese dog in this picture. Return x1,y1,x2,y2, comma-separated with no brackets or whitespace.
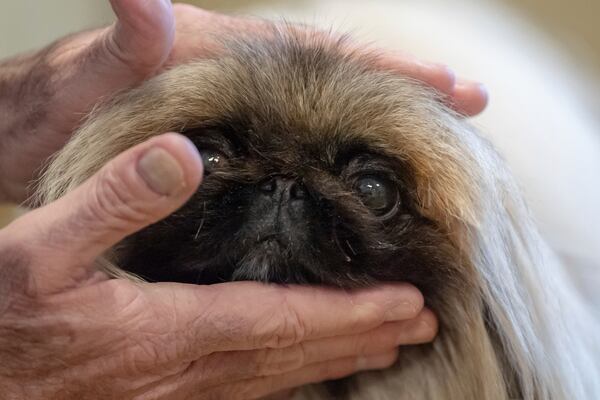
36,28,600,399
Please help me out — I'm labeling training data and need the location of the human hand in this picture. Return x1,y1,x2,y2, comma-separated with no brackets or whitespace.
0,0,486,203
0,133,437,399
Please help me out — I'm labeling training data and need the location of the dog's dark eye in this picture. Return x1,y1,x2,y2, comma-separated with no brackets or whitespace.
199,149,228,174
355,175,399,217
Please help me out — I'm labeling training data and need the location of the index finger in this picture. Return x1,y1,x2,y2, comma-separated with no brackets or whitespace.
142,280,424,358
372,51,456,95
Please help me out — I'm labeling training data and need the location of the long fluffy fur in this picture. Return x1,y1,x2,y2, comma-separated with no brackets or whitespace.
36,29,599,399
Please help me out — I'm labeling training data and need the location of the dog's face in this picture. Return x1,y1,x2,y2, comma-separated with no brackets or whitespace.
38,33,582,400
46,34,468,294
116,44,460,291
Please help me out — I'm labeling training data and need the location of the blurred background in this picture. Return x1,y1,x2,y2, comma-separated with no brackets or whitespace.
2,0,600,77
1,1,599,296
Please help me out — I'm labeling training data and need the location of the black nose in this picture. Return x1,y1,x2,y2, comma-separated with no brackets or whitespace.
259,176,307,200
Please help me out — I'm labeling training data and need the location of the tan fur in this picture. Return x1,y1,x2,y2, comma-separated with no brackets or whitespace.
35,31,600,399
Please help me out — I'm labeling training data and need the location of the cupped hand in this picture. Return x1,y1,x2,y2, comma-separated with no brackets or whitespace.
0,0,486,203
0,133,437,399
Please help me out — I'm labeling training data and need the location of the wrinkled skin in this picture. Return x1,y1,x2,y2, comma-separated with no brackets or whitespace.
0,0,488,398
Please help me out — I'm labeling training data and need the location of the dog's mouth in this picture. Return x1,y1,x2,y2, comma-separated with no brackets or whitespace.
256,234,283,246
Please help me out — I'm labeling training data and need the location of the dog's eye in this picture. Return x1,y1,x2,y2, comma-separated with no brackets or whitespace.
199,149,228,174
354,175,399,217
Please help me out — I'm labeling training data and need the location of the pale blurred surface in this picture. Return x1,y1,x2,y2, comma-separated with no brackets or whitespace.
1,1,599,272
0,205,19,227
1,1,599,71
0,1,113,57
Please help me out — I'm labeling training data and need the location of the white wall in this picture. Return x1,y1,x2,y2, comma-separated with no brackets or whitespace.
0,0,114,58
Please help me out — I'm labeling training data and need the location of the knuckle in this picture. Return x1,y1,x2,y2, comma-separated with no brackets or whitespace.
258,343,306,375
124,328,179,375
125,341,162,374
89,165,150,226
98,27,157,77
258,294,307,349
100,279,146,315
92,282,182,373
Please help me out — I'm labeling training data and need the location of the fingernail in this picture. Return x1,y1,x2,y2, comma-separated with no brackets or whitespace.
384,300,421,321
437,63,456,85
137,147,185,195
356,351,398,371
397,319,437,344
425,63,455,92
413,319,436,341
477,82,489,102
456,79,487,95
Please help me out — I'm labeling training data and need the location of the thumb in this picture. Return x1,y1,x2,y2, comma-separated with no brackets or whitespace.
52,0,175,136
105,0,175,76
4,133,202,293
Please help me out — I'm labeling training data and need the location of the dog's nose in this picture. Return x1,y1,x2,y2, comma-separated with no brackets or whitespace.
259,176,307,200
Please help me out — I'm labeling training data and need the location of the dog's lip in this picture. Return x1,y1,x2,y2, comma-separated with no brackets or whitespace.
256,233,287,246
257,233,278,242
258,238,285,251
